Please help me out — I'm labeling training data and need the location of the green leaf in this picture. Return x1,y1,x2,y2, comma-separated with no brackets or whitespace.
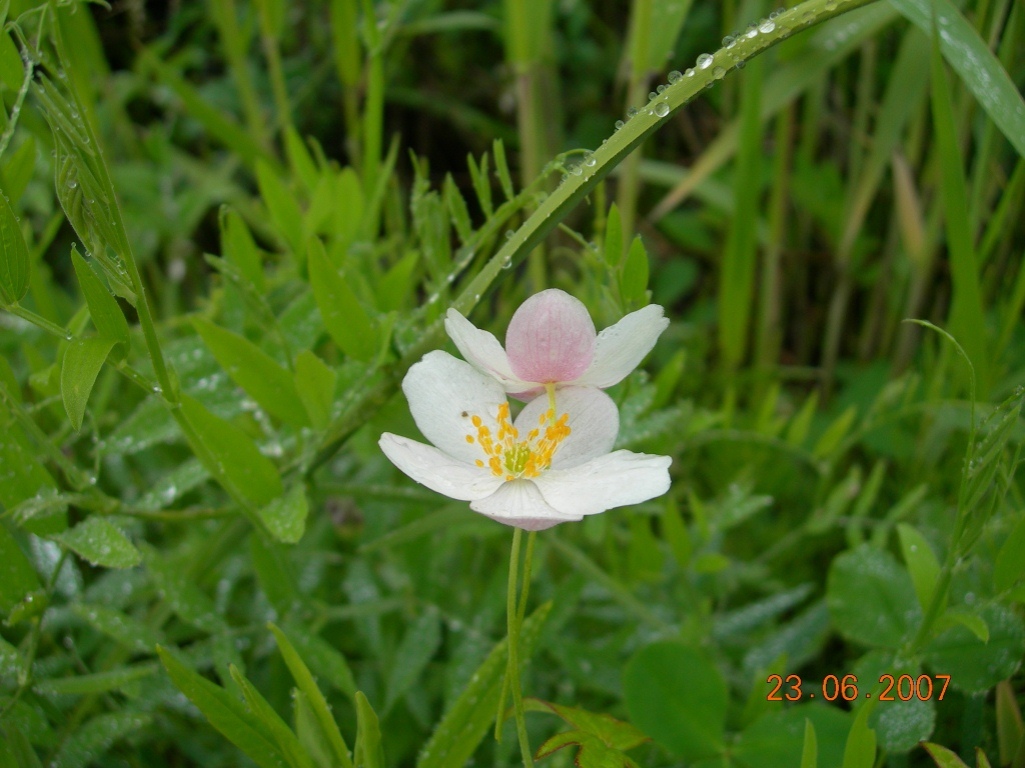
418,601,551,768
145,547,227,633
284,127,319,194
0,523,41,614
897,524,941,610
257,159,305,258
0,180,29,306
192,317,309,428
293,350,336,430
51,711,152,768
307,237,378,361
257,484,309,544
72,248,129,348
294,689,334,768
354,692,384,768
249,532,298,613
801,719,818,768
622,641,727,760
529,700,648,750
924,603,1025,693
535,731,640,768
221,206,266,291
735,706,851,768
157,647,288,768
269,623,354,768
841,701,876,768
928,23,987,391
54,517,141,569
995,680,1024,766
71,603,163,652
994,515,1025,592
61,337,115,431
1,136,37,206
0,722,43,768
279,620,357,701
921,742,971,768
34,663,157,696
179,393,284,509
890,0,1025,161
812,406,856,459
620,236,649,307
229,665,312,768
941,610,990,643
826,545,920,648
385,607,442,711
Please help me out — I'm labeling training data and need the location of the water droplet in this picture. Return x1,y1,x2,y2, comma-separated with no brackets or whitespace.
745,24,759,38
654,101,670,117
570,165,582,176
66,180,78,189
696,53,713,69
648,91,657,100
713,66,726,79
614,120,624,129
759,19,776,33
583,152,597,167
736,59,746,70
685,68,695,77
657,84,666,93
667,70,683,84
627,106,639,118
722,34,737,48
825,0,837,8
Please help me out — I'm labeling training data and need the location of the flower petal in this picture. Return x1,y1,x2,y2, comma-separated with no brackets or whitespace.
470,479,581,530
506,289,596,383
403,350,507,463
379,433,503,501
575,305,669,389
444,310,534,392
514,386,618,469
533,450,672,517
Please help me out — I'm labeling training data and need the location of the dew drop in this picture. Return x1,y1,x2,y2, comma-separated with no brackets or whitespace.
696,53,713,69
627,106,639,118
759,19,776,33
722,34,737,48
615,119,624,129
685,68,695,77
657,84,666,93
745,24,759,38
736,59,746,70
713,66,726,79
667,70,683,84
654,101,670,117
583,152,597,167
66,179,78,189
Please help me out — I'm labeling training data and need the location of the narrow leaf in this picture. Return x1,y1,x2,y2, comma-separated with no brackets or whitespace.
269,623,355,768
0,181,29,305
294,350,336,430
72,247,129,347
157,647,288,768
192,317,310,427
0,523,41,614
354,692,384,768
229,665,313,768
179,394,284,509
257,484,309,544
307,237,377,361
897,523,941,610
61,337,115,431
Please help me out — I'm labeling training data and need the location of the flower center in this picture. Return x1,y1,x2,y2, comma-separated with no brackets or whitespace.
465,402,571,481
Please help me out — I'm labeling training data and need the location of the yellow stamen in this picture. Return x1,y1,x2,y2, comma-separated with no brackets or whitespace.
464,399,572,481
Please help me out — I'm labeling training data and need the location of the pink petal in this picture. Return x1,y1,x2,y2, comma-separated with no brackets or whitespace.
444,310,534,393
505,290,596,383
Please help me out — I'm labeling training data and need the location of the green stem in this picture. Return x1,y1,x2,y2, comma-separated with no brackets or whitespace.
6,303,70,339
505,527,535,767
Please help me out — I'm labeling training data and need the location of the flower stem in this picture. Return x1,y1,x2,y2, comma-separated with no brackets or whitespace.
500,527,535,767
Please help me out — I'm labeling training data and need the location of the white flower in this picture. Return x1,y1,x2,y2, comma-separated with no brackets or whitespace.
444,288,669,399
379,351,672,531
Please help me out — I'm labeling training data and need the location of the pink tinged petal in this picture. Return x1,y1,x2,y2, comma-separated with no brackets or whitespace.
444,310,534,393
402,350,507,463
575,305,670,389
506,289,596,383
470,479,581,531
514,386,618,469
379,434,503,501
532,450,672,517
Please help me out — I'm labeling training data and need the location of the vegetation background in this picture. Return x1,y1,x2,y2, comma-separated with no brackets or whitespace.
0,0,1023,766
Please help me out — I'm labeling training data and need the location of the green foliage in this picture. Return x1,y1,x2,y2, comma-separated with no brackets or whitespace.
1,0,1024,765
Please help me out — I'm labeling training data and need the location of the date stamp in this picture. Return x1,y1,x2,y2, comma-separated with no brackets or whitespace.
767,674,950,702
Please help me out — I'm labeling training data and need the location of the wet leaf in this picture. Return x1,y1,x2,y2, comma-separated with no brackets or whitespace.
0,180,29,306
55,517,141,569
61,336,116,431
257,484,309,544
